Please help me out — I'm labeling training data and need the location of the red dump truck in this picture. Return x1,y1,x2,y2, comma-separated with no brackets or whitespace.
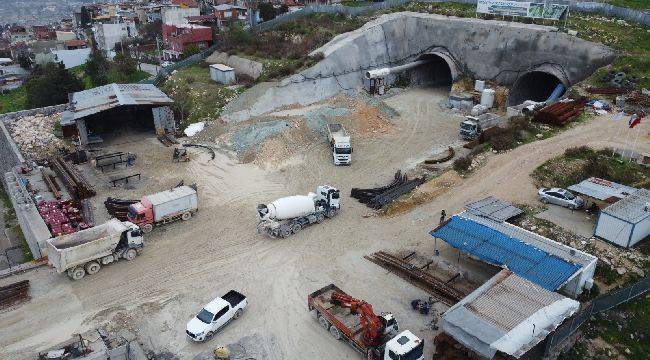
308,284,424,360
127,185,198,233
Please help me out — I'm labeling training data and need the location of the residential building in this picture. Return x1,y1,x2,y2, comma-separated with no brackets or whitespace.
162,7,200,26
162,24,212,60
172,0,200,7
33,26,56,40
64,39,87,50
94,22,138,58
55,31,77,42
213,4,249,27
9,26,34,45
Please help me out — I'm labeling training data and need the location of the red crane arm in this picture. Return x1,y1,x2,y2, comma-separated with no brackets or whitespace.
330,292,385,347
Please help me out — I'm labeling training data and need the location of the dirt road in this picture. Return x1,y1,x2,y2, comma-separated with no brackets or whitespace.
1,88,648,359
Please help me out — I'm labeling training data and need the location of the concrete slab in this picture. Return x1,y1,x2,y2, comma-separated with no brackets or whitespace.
536,206,597,239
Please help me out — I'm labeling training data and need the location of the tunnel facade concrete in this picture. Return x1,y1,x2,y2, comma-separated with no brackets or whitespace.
222,12,616,122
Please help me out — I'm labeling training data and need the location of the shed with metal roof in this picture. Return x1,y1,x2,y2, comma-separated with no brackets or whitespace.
595,189,650,248
568,177,636,203
430,211,597,297
62,83,175,145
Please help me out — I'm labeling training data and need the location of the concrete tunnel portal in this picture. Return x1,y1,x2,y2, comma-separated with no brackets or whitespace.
508,71,567,106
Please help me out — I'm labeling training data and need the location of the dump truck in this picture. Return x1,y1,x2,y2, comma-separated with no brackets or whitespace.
308,284,424,360
459,113,504,140
326,123,352,165
257,185,340,238
127,185,198,233
46,219,144,280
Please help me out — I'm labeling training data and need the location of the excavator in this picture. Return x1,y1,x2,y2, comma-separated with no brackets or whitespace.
330,292,396,347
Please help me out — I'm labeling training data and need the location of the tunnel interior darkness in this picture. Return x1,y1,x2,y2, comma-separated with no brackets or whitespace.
410,54,453,88
508,71,565,106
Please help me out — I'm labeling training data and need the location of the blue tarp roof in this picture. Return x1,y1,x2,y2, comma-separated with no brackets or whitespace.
430,216,582,291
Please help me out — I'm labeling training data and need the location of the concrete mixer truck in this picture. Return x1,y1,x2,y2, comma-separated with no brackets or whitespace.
257,185,340,238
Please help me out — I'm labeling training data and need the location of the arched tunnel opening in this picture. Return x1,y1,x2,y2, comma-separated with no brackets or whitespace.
410,54,453,89
508,71,566,106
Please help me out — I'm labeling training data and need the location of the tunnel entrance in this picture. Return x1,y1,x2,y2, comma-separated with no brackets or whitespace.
410,54,453,89
508,71,565,106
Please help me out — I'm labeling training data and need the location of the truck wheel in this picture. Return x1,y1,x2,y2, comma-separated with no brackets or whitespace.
329,325,342,340
279,225,291,238
85,262,101,275
291,223,302,234
70,267,86,281
326,208,338,218
142,223,153,233
234,309,243,319
318,315,330,330
125,249,137,261
181,212,192,221
316,213,325,223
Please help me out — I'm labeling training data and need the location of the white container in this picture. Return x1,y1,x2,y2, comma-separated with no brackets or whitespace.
266,195,315,221
480,89,496,108
471,104,487,116
210,63,236,85
474,80,485,92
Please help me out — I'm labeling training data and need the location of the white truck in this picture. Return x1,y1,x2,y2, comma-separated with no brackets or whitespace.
257,185,340,238
127,185,198,233
46,219,144,280
326,123,352,165
186,290,247,342
459,113,504,140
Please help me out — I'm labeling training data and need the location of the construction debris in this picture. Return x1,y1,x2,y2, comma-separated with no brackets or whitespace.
7,113,68,159
184,143,216,160
0,280,30,309
534,100,585,126
586,87,631,95
104,198,138,221
365,251,465,306
424,147,455,164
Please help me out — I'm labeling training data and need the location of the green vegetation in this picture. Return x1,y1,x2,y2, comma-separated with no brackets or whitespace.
564,294,649,360
532,146,650,189
25,63,84,108
0,86,28,115
608,0,650,10
0,184,17,227
391,1,476,17
162,64,243,130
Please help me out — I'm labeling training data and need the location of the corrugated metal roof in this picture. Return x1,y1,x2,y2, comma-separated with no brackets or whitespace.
603,189,650,223
430,214,586,291
147,186,196,206
210,63,234,71
465,196,523,222
71,83,173,120
568,177,636,202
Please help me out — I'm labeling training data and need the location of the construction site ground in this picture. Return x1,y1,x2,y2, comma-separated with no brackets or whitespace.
1,87,649,360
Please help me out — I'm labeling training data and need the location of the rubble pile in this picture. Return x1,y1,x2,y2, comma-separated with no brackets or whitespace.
7,113,67,159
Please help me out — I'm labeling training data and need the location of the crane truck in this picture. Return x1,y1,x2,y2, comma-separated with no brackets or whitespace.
46,219,144,280
127,185,198,233
459,113,504,140
257,185,340,238
308,284,424,360
326,123,352,165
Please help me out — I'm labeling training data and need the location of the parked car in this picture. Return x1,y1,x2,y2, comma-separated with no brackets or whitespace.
186,290,247,342
538,188,584,209
161,61,174,68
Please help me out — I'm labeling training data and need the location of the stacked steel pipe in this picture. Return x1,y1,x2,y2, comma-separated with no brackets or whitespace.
49,157,96,199
0,280,30,309
351,171,425,209
533,101,585,126
104,197,138,221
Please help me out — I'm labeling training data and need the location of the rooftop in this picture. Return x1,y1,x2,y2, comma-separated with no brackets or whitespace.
443,270,579,359
430,212,596,291
568,177,637,202
210,63,234,71
70,83,173,120
465,196,523,222
603,188,650,223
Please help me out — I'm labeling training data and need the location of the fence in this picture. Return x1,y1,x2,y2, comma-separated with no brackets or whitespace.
139,43,220,86
544,275,650,356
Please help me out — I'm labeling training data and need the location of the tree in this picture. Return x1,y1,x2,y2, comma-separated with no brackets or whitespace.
111,52,138,82
140,20,162,44
85,50,110,86
16,52,32,70
259,3,277,22
25,63,83,108
182,44,200,58
279,4,289,14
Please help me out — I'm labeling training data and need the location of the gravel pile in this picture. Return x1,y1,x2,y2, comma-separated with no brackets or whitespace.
7,112,67,159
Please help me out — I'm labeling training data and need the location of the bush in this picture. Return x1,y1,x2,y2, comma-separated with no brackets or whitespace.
453,155,473,172
489,127,518,152
564,146,590,158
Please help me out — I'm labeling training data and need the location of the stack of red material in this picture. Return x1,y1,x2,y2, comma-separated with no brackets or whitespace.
37,200,86,237
533,101,585,126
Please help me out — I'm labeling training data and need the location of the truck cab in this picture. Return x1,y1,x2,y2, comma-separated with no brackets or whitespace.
460,116,480,140
332,136,352,165
121,221,144,250
315,185,340,214
383,330,424,360
127,200,152,228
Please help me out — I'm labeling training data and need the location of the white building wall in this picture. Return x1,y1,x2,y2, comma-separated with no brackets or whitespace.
95,23,138,58
630,216,650,247
595,213,634,247
161,7,200,26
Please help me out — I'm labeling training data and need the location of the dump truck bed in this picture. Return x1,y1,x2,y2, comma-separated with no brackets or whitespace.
308,284,365,348
46,219,127,273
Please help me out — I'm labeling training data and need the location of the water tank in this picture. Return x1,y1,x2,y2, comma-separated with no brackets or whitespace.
480,89,496,108
474,80,485,92
260,195,315,221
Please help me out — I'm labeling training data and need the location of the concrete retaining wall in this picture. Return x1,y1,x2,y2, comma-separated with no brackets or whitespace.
223,12,615,122
205,51,264,80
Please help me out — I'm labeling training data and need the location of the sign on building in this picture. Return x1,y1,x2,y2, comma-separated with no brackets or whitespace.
476,0,568,20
